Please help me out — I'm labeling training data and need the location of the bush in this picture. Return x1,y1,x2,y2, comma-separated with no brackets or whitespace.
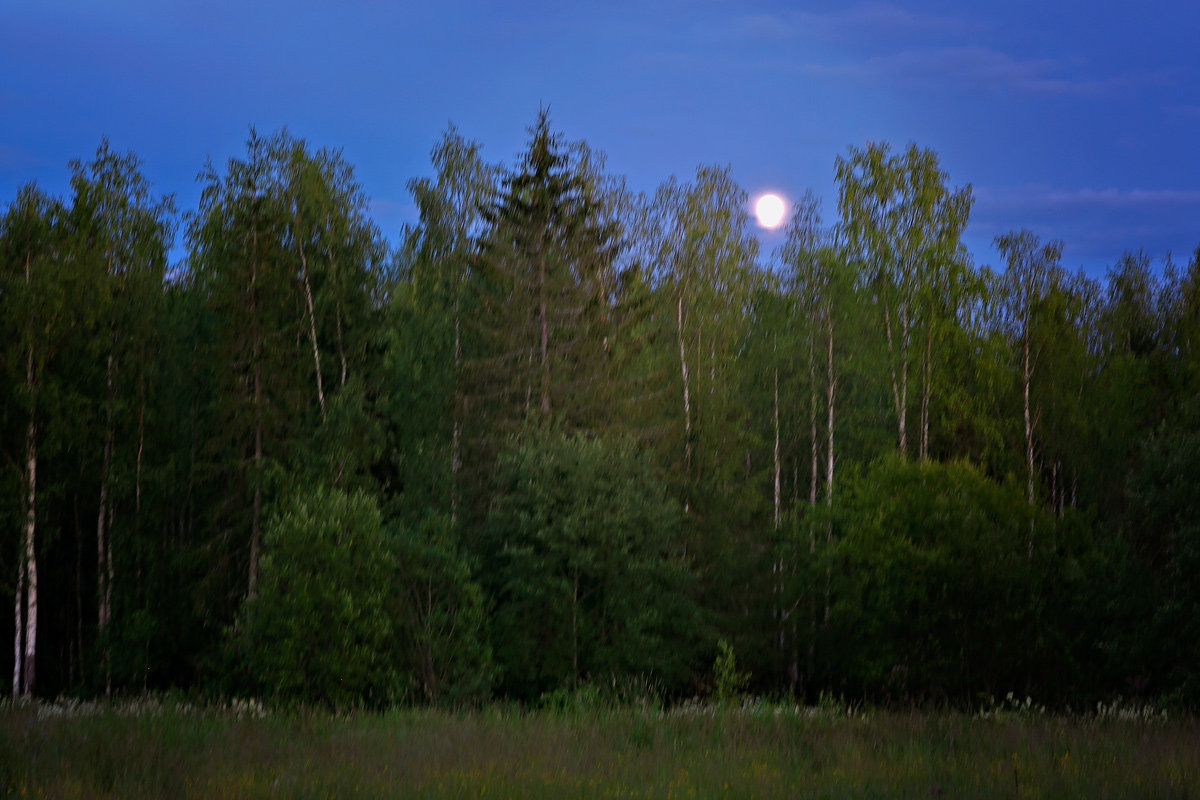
484,424,703,701
392,512,493,706
713,639,750,705
228,485,403,708
821,456,1107,704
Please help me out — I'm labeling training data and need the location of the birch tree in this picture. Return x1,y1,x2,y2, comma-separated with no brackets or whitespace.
778,194,854,688
651,166,760,519
995,229,1064,508
1,186,71,697
67,142,172,692
189,130,295,600
390,127,498,523
836,143,971,458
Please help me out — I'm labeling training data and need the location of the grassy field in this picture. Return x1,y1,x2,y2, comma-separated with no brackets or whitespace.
2,696,1197,799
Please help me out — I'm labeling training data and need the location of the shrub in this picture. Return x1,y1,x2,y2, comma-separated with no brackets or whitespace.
713,639,750,705
484,424,703,701
228,485,403,708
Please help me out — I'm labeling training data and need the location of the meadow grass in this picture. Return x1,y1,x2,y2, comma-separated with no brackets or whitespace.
2,696,1197,798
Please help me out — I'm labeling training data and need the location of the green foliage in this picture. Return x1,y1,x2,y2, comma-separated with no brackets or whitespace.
383,127,499,523
4,129,1199,709
228,485,402,708
485,423,702,700
821,456,1109,703
392,512,493,705
713,639,749,705
1125,400,1200,705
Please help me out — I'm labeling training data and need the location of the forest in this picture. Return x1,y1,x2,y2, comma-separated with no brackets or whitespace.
3,113,1199,710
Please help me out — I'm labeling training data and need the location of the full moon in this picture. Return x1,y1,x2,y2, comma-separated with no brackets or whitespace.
755,194,786,229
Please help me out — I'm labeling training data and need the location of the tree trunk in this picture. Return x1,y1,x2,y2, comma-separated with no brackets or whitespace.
12,524,24,698
808,329,818,510
75,498,83,690
539,252,550,415
898,304,910,457
136,399,144,513
250,376,263,599
97,350,116,695
20,410,38,697
1023,332,1035,506
298,239,326,421
248,228,263,600
773,342,781,531
676,291,692,485
920,315,932,461
825,305,836,504
451,303,462,527
824,303,835,629
1023,330,1035,559
878,287,902,455
324,244,349,389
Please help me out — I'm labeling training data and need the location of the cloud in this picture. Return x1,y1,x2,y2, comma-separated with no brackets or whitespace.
970,185,1200,271
728,4,1169,98
736,3,981,42
977,185,1200,212
781,46,1167,96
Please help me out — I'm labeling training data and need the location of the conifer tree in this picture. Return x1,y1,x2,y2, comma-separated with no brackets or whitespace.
464,113,622,473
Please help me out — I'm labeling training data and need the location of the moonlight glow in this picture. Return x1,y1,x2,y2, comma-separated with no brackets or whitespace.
755,193,786,229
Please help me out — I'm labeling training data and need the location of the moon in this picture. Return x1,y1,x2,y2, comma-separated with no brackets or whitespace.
754,193,786,229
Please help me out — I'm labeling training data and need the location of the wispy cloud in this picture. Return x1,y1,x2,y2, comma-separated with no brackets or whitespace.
977,185,1200,212
729,4,1168,98
736,3,982,43
782,46,1166,96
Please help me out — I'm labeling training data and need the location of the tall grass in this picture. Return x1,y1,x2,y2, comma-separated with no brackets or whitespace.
3,696,1197,798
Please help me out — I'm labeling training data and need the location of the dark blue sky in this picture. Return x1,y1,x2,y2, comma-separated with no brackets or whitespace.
3,1,1198,277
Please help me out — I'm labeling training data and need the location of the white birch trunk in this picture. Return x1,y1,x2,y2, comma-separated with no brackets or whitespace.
773,333,781,531
826,306,836,504
451,303,461,527
1024,332,1035,506
881,293,907,457
898,304,910,457
676,291,692,481
12,540,24,698
97,350,116,694
11,554,23,695
298,240,326,421
15,251,38,696
808,329,818,511
1024,330,1036,558
920,317,932,461
21,412,38,696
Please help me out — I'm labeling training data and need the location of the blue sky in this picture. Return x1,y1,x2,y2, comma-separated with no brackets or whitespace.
3,0,1198,277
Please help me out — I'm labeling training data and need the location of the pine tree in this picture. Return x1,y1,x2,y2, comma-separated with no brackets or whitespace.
462,113,623,494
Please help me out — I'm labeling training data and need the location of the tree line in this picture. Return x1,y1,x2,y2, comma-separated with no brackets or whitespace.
4,113,1200,708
